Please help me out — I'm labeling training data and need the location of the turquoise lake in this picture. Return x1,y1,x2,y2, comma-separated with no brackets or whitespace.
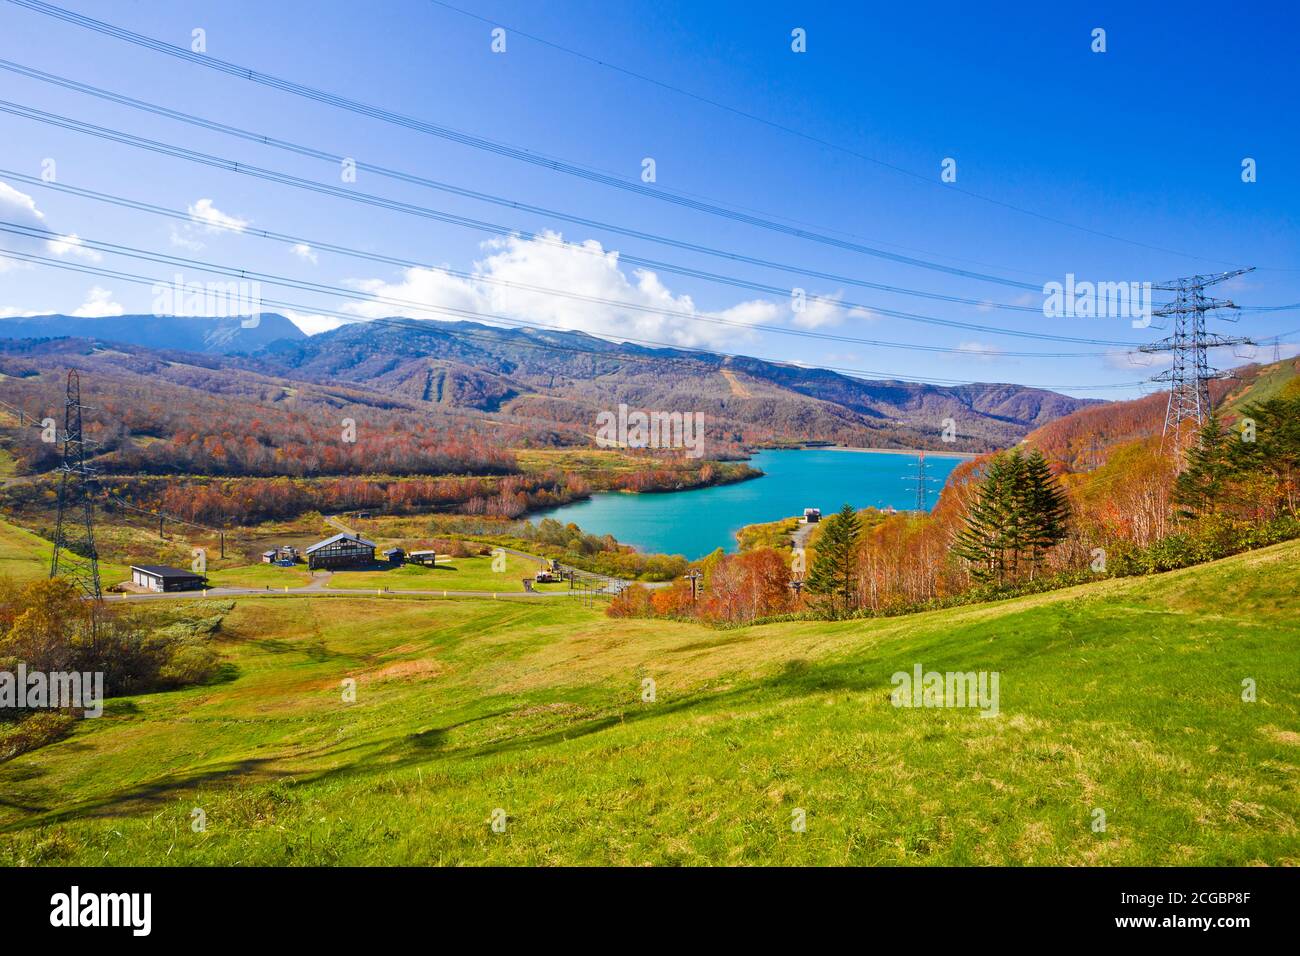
531,448,966,559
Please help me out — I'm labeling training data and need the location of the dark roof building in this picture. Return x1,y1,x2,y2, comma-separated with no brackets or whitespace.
131,565,206,593
304,532,376,570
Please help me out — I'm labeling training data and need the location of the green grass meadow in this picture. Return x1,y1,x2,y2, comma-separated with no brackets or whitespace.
324,552,565,593
1,535,1296,865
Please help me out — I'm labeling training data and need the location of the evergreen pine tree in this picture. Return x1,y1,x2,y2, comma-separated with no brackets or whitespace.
1174,416,1229,519
805,503,862,615
954,449,1069,583
1224,398,1300,517
953,453,1019,583
1019,449,1071,576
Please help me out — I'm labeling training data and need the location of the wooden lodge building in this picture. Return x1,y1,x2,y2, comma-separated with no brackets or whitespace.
304,532,376,570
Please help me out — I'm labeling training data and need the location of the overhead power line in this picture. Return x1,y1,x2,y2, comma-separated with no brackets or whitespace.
0,180,1131,357
425,0,1247,270
0,107,1141,349
0,221,1119,363
1,0,1108,286
0,63,1044,294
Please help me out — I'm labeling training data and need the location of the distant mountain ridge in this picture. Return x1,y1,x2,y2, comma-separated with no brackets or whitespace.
0,313,1100,451
0,312,305,354
246,317,1100,451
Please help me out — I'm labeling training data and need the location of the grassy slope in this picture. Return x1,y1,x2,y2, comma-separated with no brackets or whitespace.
323,552,564,592
205,564,314,589
1223,356,1300,415
0,538,1295,866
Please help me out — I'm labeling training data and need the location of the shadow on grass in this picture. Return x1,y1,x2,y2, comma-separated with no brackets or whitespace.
0,598,1154,833
247,638,344,663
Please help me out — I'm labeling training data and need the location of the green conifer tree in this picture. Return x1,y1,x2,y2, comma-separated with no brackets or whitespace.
954,450,1069,583
805,503,862,616
1019,449,1071,575
1174,416,1229,519
953,453,1019,583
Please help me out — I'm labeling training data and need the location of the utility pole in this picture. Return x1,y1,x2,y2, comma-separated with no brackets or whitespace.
50,369,103,602
905,451,937,511
1139,270,1255,464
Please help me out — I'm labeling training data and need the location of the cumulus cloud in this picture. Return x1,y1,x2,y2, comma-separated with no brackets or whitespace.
0,285,119,319
46,232,103,263
0,179,45,233
342,230,860,348
188,198,249,232
0,180,105,269
70,286,124,318
290,243,318,264
791,290,874,330
170,198,250,252
282,308,346,335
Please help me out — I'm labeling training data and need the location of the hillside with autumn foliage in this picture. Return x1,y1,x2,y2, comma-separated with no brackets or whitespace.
609,355,1300,625
0,337,755,524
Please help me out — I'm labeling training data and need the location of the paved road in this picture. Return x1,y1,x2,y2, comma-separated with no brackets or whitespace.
113,560,635,603
111,582,575,603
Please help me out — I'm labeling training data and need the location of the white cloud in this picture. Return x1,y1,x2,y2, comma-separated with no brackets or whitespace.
188,198,249,232
290,243,318,265
0,180,48,272
0,181,104,269
46,232,103,263
790,290,875,330
343,231,780,348
282,308,346,335
956,341,1003,361
70,286,124,318
169,198,251,252
0,180,45,223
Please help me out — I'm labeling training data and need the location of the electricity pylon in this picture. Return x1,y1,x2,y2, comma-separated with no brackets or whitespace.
50,369,102,601
905,451,937,511
1139,269,1255,463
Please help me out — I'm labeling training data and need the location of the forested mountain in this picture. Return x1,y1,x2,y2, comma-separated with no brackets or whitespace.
247,317,1099,451
0,312,304,354
1,314,1100,454
1025,356,1299,470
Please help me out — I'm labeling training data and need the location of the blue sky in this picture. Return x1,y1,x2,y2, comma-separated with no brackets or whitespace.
0,0,1296,399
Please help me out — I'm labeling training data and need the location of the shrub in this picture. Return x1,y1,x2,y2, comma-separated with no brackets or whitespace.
607,584,654,618
0,712,75,763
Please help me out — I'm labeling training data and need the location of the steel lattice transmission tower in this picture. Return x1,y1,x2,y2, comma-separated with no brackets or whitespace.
905,451,937,511
1139,269,1255,462
50,369,103,601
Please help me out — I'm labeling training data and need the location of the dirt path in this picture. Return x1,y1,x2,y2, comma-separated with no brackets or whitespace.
791,520,816,551
719,368,753,398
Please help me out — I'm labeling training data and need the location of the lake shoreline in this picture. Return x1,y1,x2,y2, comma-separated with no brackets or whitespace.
791,445,977,460
529,447,966,559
